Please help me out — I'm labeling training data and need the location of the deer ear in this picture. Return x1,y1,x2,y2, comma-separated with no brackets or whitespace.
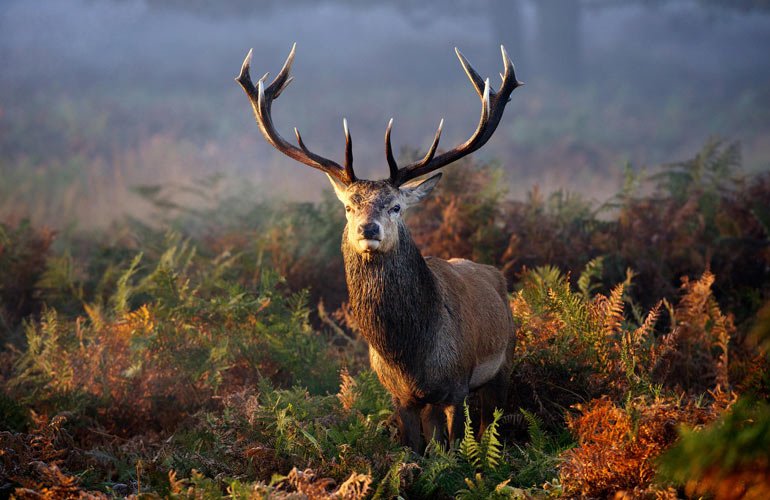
400,172,442,205
326,174,349,203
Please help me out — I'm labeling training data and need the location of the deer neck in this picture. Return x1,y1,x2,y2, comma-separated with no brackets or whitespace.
342,224,441,367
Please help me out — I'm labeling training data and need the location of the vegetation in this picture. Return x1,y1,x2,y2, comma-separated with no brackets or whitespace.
1,140,768,497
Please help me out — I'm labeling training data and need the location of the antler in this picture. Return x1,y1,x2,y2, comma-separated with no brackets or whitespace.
235,44,356,185
386,45,523,186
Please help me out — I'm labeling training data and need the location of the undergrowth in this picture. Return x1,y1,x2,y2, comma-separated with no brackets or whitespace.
1,141,768,497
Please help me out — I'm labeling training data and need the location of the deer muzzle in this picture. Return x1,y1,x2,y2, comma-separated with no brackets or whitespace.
357,222,382,252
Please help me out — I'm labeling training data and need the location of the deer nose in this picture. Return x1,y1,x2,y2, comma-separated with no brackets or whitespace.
358,222,381,240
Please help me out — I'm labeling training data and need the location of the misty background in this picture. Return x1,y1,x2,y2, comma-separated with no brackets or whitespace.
2,0,769,228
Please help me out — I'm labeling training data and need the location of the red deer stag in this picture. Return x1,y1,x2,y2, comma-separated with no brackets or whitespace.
236,44,522,452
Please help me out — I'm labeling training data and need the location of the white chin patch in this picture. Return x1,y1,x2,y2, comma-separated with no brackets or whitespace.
358,239,381,252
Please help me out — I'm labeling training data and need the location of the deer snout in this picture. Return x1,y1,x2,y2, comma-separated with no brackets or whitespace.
356,222,382,252
358,222,381,240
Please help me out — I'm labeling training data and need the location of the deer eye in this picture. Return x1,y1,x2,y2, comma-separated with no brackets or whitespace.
389,204,401,214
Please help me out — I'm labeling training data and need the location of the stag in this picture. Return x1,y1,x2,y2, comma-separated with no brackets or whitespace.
236,44,522,452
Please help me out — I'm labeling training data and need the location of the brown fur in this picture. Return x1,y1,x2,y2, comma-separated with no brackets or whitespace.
334,176,516,452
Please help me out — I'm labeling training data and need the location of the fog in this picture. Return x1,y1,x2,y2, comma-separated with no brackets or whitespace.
2,0,769,226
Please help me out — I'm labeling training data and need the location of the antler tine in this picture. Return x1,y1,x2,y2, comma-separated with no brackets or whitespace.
499,44,524,96
388,46,523,186
385,118,399,180
269,43,296,99
385,118,445,185
235,44,356,185
455,48,486,98
421,118,444,166
343,118,355,182
410,118,445,171
294,127,309,151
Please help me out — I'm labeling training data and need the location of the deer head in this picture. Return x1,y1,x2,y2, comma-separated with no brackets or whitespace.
235,44,523,256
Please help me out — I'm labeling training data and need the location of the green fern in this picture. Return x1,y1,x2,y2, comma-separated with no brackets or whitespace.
413,442,461,497
528,265,565,302
348,370,392,417
456,473,493,500
372,451,405,500
36,251,84,313
510,411,574,488
478,409,504,473
459,403,480,469
110,252,142,315
456,473,517,500
520,409,546,452
416,403,509,498
458,403,505,474
577,256,605,299
13,308,72,396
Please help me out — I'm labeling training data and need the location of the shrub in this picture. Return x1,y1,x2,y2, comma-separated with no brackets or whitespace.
0,220,54,338
657,397,770,499
509,264,664,425
409,158,508,265
9,239,342,433
559,391,735,498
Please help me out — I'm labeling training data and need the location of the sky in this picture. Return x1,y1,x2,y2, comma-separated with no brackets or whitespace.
2,0,769,225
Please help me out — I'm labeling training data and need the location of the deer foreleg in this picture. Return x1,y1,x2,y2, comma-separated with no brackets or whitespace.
420,404,447,448
478,368,511,436
396,404,423,453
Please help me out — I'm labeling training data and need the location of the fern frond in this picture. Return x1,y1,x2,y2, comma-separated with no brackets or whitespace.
456,473,488,500
110,253,142,315
578,256,605,299
337,367,357,411
413,442,460,497
709,297,732,388
519,409,545,455
479,409,504,473
531,265,564,291
459,402,480,469
601,282,626,338
632,301,662,347
372,452,404,500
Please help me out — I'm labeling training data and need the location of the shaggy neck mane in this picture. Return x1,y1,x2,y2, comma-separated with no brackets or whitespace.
343,224,441,368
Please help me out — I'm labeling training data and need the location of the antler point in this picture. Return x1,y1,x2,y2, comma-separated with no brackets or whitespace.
237,49,254,83
257,79,266,105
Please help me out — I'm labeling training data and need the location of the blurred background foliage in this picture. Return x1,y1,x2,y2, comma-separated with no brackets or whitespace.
2,0,770,228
